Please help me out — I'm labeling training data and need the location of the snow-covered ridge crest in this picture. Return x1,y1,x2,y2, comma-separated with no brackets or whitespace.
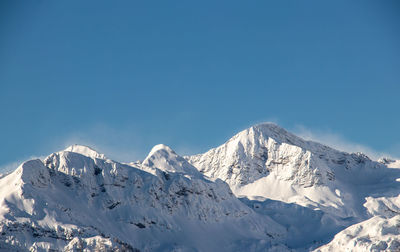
249,123,334,151
379,157,400,168
64,144,106,160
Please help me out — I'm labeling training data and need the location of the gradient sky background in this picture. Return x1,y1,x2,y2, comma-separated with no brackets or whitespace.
1,0,399,171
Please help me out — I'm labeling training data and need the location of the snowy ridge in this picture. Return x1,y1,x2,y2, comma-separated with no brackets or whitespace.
1,124,400,251
0,144,286,251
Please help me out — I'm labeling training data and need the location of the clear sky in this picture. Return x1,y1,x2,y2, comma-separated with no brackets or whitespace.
1,0,399,171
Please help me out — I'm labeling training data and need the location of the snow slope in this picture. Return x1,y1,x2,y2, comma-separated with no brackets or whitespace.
316,215,400,251
317,159,400,251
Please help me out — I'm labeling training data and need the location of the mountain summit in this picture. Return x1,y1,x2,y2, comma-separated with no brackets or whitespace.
1,123,400,251
64,144,107,160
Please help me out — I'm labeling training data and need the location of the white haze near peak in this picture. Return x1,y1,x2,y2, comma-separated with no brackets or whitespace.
59,124,207,164
0,161,21,174
52,123,145,161
61,133,145,163
292,125,397,160
0,156,46,175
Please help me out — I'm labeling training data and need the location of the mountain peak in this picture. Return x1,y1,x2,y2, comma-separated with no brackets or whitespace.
251,122,292,136
247,123,308,147
147,144,175,156
251,122,280,129
142,144,199,175
63,144,106,160
186,122,381,195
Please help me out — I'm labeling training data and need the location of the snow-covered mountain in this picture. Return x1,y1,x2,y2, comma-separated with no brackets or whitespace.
187,123,400,250
1,123,400,251
0,144,286,251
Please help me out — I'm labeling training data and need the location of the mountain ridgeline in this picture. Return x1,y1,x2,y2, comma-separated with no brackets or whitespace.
1,123,399,251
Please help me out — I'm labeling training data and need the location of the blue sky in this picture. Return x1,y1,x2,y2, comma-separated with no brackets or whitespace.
1,0,399,170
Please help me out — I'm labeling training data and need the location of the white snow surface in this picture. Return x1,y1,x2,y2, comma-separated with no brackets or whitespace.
1,123,400,251
315,215,400,251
